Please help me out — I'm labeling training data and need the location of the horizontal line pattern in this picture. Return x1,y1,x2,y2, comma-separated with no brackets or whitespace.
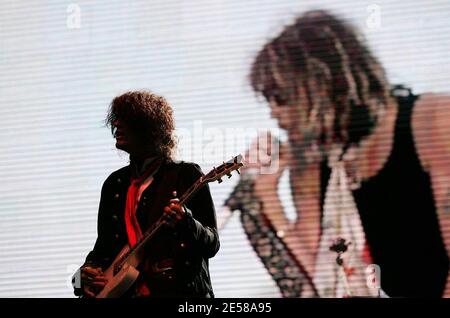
0,0,449,298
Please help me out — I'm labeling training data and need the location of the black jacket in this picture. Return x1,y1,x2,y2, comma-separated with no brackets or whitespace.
73,160,220,297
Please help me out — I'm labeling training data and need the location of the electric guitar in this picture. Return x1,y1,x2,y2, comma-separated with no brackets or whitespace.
95,155,243,298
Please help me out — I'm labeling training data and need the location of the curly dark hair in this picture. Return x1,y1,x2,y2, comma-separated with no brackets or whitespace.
250,10,391,147
106,90,176,159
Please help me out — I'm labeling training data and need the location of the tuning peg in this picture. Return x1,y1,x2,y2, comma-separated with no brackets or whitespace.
236,168,241,175
226,172,232,178
217,177,223,184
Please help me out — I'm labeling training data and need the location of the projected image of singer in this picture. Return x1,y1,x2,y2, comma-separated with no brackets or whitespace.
223,10,450,297
72,91,219,298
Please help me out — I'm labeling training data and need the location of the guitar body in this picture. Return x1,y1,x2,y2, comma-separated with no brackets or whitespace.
96,245,141,298
96,263,140,298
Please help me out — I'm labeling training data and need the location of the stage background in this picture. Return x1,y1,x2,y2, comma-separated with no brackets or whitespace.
0,0,449,297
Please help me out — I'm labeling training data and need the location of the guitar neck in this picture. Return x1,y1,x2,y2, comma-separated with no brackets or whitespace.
123,179,203,267
178,177,202,206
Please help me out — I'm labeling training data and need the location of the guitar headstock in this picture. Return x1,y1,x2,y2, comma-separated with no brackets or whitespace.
203,155,244,184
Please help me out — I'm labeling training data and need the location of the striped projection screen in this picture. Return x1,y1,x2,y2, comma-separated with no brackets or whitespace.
0,0,449,298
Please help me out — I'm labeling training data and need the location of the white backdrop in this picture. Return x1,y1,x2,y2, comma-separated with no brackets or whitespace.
0,0,449,297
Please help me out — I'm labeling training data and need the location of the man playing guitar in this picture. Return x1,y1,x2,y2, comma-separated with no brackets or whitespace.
72,91,220,298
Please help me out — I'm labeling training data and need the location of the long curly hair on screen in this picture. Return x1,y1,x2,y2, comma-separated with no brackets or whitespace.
106,90,176,159
250,10,392,147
